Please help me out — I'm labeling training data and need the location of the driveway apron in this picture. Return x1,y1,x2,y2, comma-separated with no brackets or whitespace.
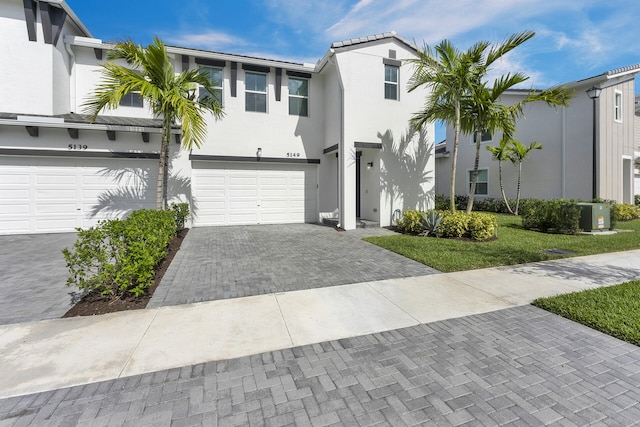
149,224,438,308
0,233,78,325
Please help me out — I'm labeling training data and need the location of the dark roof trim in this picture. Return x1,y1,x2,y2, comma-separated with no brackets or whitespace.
242,64,270,74
0,148,159,160
195,58,226,68
383,58,401,67
323,144,338,154
286,70,312,79
355,142,382,150
190,154,320,164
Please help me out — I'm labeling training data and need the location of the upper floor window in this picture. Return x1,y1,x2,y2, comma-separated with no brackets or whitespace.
468,169,488,195
199,67,223,105
119,92,143,108
245,72,267,113
288,77,308,117
384,65,399,100
473,130,492,144
614,90,622,123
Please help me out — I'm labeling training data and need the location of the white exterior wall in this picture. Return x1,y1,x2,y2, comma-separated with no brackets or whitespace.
334,40,433,228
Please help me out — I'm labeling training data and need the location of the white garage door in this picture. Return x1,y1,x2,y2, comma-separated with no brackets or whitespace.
192,162,317,226
0,156,158,234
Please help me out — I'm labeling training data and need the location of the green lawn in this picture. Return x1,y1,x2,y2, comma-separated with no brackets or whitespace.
533,281,640,346
364,214,640,272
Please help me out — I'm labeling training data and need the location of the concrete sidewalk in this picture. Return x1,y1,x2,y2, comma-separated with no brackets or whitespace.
1,250,639,400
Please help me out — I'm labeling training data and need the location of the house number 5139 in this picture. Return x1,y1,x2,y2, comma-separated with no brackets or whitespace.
68,144,88,150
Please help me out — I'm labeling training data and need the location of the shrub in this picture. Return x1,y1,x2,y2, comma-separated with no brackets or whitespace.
434,194,449,211
396,210,425,235
635,195,640,206
613,203,640,221
439,211,470,238
170,202,190,230
420,210,443,237
63,209,177,299
467,213,498,241
521,199,580,234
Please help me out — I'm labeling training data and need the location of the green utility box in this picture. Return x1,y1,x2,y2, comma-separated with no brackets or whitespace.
577,203,611,232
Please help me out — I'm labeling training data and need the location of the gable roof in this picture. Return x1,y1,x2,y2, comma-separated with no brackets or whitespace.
330,32,417,52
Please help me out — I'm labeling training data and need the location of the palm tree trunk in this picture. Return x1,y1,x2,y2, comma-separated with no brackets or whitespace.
156,115,171,210
498,161,513,214
449,103,461,212
466,128,482,214
515,161,522,215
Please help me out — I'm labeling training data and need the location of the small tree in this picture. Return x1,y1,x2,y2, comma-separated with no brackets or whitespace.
84,36,224,210
509,139,543,215
486,138,514,214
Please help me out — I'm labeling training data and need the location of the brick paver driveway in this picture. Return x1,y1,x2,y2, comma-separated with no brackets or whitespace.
3,305,640,426
0,233,78,325
149,224,438,308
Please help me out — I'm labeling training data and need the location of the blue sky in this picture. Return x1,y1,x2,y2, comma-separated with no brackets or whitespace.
66,0,639,141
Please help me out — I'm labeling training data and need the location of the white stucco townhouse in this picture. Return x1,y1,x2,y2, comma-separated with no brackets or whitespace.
0,0,434,234
435,66,640,204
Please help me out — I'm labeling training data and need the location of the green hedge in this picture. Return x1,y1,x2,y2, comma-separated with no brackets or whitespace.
63,209,178,298
520,199,581,234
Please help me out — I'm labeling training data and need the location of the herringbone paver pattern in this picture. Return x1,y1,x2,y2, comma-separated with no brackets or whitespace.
3,305,640,426
149,224,438,308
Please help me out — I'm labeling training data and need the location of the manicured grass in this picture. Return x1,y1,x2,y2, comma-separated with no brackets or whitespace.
364,214,640,272
533,281,640,346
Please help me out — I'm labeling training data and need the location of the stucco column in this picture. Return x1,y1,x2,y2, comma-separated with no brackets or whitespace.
339,141,357,230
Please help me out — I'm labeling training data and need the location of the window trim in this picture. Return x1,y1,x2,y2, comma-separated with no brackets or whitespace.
245,71,268,113
199,66,224,106
468,168,489,196
614,90,623,123
384,64,399,101
288,76,309,117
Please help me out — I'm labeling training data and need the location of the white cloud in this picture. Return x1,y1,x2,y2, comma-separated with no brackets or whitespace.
167,31,247,51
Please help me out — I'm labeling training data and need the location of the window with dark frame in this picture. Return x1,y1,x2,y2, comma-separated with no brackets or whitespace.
245,72,267,112
288,77,308,116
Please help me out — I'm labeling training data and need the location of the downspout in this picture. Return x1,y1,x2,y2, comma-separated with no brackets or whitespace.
561,106,566,198
330,50,346,229
64,40,76,113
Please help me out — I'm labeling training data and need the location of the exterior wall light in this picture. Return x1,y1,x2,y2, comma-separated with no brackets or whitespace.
367,162,373,170
257,147,262,159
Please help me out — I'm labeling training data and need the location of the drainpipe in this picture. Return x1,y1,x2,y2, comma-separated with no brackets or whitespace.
561,106,566,198
64,39,76,113
330,50,346,229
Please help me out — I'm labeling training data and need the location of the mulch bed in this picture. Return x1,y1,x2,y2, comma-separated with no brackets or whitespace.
62,228,188,318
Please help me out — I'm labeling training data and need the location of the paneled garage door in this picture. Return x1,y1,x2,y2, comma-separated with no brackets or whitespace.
192,162,318,226
0,156,158,234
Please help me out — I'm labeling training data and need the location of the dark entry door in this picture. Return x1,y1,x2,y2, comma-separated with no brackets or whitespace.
355,152,361,218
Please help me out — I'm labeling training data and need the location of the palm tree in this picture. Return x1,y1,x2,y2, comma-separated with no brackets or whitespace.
509,140,543,215
486,138,514,214
84,36,224,210
407,40,486,212
462,31,571,214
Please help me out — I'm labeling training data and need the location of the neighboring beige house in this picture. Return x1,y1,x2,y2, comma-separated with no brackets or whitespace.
0,0,434,234
435,66,640,204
